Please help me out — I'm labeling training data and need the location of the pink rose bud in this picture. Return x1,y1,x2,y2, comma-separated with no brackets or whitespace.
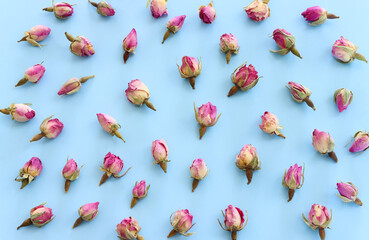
15,63,46,87
347,131,369,153
259,111,285,138
332,36,367,63
220,33,240,64
15,157,43,189
244,0,270,22
30,116,64,142
312,129,337,162
57,75,94,96
199,1,216,24
0,103,35,122
177,56,202,89
17,203,55,230
147,0,168,19
218,205,248,240
270,28,302,59
194,102,221,139
151,139,170,173
168,209,195,238
282,164,304,202
62,158,83,193
337,182,362,206
235,144,260,184
65,32,95,57
125,79,156,111
303,204,332,240
287,82,315,110
228,62,260,97
18,25,51,48
302,6,339,26
43,1,74,19
123,28,138,64
190,158,208,192
73,202,99,228
334,88,353,112
99,152,131,186
162,15,186,44
88,0,115,16
116,217,144,240
131,180,150,208
96,113,125,142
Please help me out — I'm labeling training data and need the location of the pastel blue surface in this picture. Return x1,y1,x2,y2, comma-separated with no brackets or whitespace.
1,0,369,239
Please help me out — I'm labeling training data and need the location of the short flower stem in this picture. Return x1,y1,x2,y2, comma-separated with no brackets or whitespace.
65,32,75,42
72,217,83,229
192,179,199,192
167,229,177,238
304,96,316,111
226,51,232,64
79,75,95,83
88,0,98,7
123,51,130,64
159,162,167,173
199,126,207,139
227,85,239,97
318,228,325,240
354,198,363,206
30,132,46,142
189,77,196,89
290,46,302,59
15,78,28,87
144,100,156,111
99,172,109,186
65,180,71,193
246,169,253,185
20,179,29,189
231,231,237,240
327,13,339,19
162,30,171,44
328,151,338,163
17,218,32,230
131,197,138,208
18,36,28,42
287,189,295,202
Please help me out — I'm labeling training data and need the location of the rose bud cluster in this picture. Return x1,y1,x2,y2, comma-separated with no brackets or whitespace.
259,111,285,138
88,0,115,16
62,158,83,193
347,131,369,153
190,158,209,192
162,15,186,44
336,182,362,206
125,79,156,111
131,180,150,208
0,103,35,122
312,129,338,162
30,116,64,142
43,2,74,19
18,25,51,48
244,0,270,22
168,209,195,238
199,1,216,24
235,144,260,185
282,164,304,202
65,32,95,57
334,88,353,112
15,63,46,87
177,56,202,89
58,75,95,96
116,217,144,240
151,139,170,173
220,33,240,64
194,102,221,139
302,6,339,26
147,0,168,19
99,152,131,186
123,28,138,63
17,203,55,230
303,204,332,240
228,62,260,97
97,113,126,142
218,205,248,240
287,82,315,110
15,157,43,189
270,29,302,59
332,36,367,63
73,202,99,229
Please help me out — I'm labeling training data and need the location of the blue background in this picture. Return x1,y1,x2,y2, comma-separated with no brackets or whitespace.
1,0,369,239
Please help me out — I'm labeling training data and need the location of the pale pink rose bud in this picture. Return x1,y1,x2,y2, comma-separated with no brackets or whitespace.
334,88,353,112
88,0,115,16
244,0,270,22
62,158,83,193
199,1,216,24
259,111,285,138
190,158,208,192
65,32,95,57
270,29,302,59
123,28,138,64
151,139,170,173
347,131,369,153
0,103,35,122
194,102,221,139
116,217,144,240
131,180,150,208
332,36,367,63
73,202,99,228
287,82,315,110
312,129,337,162
15,157,43,189
96,113,125,142
302,6,339,26
18,25,51,48
162,15,186,44
43,2,74,19
58,75,94,96
228,62,260,97
336,182,362,206
235,144,260,184
17,203,55,230
218,205,248,240
15,63,46,87
220,33,240,64
177,56,202,89
282,164,304,202
303,204,332,240
30,116,64,142
99,152,131,186
147,0,168,19
125,79,156,111
168,209,195,238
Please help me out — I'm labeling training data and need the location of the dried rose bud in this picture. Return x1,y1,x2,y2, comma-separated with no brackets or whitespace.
177,56,202,89
73,202,99,228
88,0,115,16
336,182,362,206
194,102,221,139
218,205,248,240
303,204,332,240
199,1,216,24
99,152,131,186
17,203,55,230
270,29,302,59
220,33,240,64
334,88,353,112
302,6,339,26
190,158,208,192
282,164,304,202
235,144,260,184
347,131,369,153
65,32,95,57
147,0,168,19
244,0,270,22
168,209,195,238
30,116,64,142
125,79,156,111
162,15,186,44
58,75,94,96
18,25,51,48
123,28,137,63
15,63,46,87
15,157,43,189
228,62,260,97
312,129,337,162
151,139,170,173
96,113,125,142
287,82,315,110
43,2,74,19
332,36,367,63
62,158,83,193
259,111,285,138
0,103,35,122
116,217,144,240
131,180,150,208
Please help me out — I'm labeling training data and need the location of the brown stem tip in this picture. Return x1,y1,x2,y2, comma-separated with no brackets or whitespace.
304,96,316,111
354,198,363,206
30,133,45,142
162,30,171,44
328,151,338,163
226,51,232,64
17,218,32,230
228,85,239,97
167,229,177,238
246,169,253,185
232,231,238,240
318,227,326,240
99,172,109,186
189,77,196,90
123,51,130,64
65,179,71,193
199,125,207,140
72,217,83,229
131,197,138,208
192,179,200,192
159,162,167,173
287,189,295,202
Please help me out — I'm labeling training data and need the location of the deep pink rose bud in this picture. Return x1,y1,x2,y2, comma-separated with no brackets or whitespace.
30,116,64,142
334,88,353,112
332,36,367,63
147,0,168,19
131,180,150,208
228,62,260,97
43,1,74,19
125,79,156,111
244,0,270,22
303,204,332,240
259,111,285,139
270,29,302,59
347,131,369,153
62,158,83,193
17,203,55,230
287,82,315,110
96,113,125,142
199,1,216,24
99,152,131,186
151,139,170,173
162,15,186,44
65,32,95,57
218,205,248,240
177,56,202,89
58,75,94,96
88,0,115,16
220,33,240,64
116,217,144,240
302,6,339,26
312,129,337,162
282,164,304,202
235,144,260,185
190,159,209,192
123,28,138,64
15,63,46,87
337,182,362,206
15,157,43,189
73,202,99,228
168,209,195,238
18,25,51,48
0,103,35,122
194,102,221,140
